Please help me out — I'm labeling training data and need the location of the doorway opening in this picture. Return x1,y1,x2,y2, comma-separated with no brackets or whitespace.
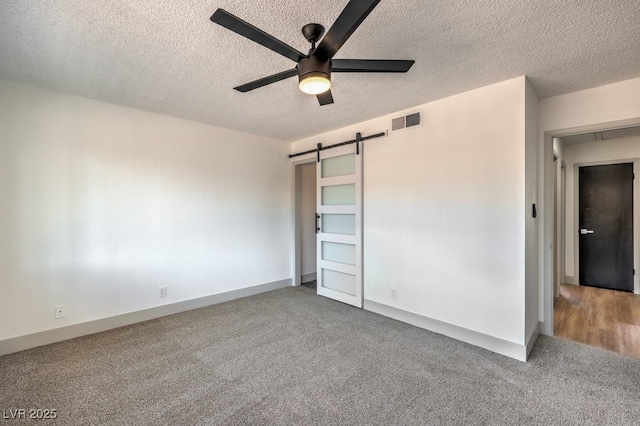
292,159,317,288
548,126,640,358
291,141,365,308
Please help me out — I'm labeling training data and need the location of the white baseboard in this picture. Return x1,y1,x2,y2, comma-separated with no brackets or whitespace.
301,272,317,283
0,279,291,356
526,323,540,359
364,299,530,362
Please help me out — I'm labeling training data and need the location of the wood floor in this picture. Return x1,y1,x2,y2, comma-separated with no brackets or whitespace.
554,284,640,358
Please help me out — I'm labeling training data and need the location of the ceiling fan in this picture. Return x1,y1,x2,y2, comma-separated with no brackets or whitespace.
210,0,415,105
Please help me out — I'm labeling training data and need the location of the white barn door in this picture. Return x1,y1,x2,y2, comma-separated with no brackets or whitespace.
316,144,362,308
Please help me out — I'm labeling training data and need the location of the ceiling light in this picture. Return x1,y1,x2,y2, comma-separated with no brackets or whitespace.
299,72,331,95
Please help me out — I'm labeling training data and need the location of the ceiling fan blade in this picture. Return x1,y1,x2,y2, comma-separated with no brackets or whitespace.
314,0,381,60
211,9,305,63
234,69,298,92
317,90,334,106
332,59,415,73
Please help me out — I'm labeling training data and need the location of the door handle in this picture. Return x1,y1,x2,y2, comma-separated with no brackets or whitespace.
580,229,594,234
316,214,320,233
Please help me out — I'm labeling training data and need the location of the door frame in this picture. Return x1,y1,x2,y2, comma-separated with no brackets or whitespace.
541,118,640,336
572,158,639,293
553,150,563,299
291,154,316,287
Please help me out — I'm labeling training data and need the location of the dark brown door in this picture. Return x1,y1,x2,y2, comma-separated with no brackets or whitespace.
579,163,634,292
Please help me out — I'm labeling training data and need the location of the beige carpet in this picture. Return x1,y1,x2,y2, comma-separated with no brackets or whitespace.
1,285,639,425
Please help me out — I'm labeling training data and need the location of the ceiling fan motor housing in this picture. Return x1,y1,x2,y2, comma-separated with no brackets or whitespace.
297,55,331,82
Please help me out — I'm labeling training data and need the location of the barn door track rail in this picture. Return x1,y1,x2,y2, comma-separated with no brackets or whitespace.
288,131,387,161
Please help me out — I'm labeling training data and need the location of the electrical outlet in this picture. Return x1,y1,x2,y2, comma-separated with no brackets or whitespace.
391,288,397,299
159,286,168,298
54,305,66,319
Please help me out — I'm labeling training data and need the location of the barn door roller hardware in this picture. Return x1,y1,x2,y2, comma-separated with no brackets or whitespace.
289,131,386,160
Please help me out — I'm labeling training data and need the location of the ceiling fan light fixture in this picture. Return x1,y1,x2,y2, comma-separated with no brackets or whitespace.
299,72,331,95
211,3,415,106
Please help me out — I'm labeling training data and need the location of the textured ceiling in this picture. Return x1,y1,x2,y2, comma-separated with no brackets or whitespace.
1,1,640,141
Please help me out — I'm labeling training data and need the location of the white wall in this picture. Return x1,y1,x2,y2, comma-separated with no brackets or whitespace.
0,80,291,341
292,77,532,352
538,76,640,334
297,162,316,279
562,136,640,291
